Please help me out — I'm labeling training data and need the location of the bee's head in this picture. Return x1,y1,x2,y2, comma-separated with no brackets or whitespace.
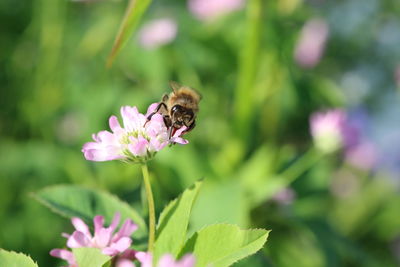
171,105,195,127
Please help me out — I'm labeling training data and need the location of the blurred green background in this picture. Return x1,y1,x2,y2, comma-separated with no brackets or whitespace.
1,0,400,266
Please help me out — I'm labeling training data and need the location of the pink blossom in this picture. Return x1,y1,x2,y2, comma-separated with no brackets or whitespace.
345,141,377,170
50,213,138,267
294,18,329,68
116,258,136,267
50,248,77,267
271,187,296,205
82,103,188,163
310,109,347,153
138,19,177,49
395,65,400,87
188,0,245,21
136,252,195,267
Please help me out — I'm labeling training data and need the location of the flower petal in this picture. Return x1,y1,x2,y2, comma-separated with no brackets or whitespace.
112,219,138,243
158,254,175,267
145,102,159,117
102,247,119,256
128,136,149,157
170,137,189,145
96,130,118,143
82,130,123,161
121,106,145,132
169,126,189,145
135,252,152,267
146,114,168,138
67,231,91,248
82,145,124,161
71,217,91,236
178,254,196,267
115,258,136,267
94,228,113,248
103,236,132,255
50,249,76,265
61,232,70,239
109,115,123,134
149,137,168,152
94,215,105,235
108,212,121,232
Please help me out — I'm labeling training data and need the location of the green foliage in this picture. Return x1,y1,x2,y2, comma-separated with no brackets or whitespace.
2,0,400,266
153,180,269,266
234,0,263,139
107,0,152,66
32,185,147,239
73,248,111,267
0,250,38,267
154,180,202,263
180,224,269,267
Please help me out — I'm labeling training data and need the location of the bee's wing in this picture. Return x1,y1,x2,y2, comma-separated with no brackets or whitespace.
169,81,182,93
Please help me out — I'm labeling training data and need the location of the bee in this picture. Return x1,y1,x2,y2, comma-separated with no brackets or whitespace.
147,81,201,139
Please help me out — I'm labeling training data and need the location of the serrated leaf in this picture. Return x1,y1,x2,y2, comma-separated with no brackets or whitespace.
180,224,270,267
73,247,110,267
154,180,202,264
32,185,146,238
107,0,152,67
190,180,248,234
0,250,38,267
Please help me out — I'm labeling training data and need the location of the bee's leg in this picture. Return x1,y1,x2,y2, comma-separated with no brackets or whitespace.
146,102,168,122
168,128,179,146
183,121,196,134
168,126,174,141
168,123,179,138
163,115,172,128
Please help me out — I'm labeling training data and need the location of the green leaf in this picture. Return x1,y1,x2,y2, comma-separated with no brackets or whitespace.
154,180,202,264
107,0,152,67
73,247,110,267
32,185,146,238
180,224,270,267
0,250,38,267
190,180,248,233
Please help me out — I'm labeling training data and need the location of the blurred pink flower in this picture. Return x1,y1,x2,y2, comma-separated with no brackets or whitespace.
395,65,400,87
115,250,139,267
294,18,329,68
50,213,138,267
136,252,195,267
310,109,347,153
345,141,377,170
82,103,188,163
188,0,245,21
116,257,136,267
138,19,177,49
271,187,296,205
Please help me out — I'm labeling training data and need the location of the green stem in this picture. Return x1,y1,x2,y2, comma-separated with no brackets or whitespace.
280,147,323,186
141,163,155,252
234,0,262,139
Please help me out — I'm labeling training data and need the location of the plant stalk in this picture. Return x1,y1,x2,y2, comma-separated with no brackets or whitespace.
141,163,155,252
281,147,323,185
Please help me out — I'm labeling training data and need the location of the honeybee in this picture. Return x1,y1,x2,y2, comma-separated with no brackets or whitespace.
147,81,201,139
